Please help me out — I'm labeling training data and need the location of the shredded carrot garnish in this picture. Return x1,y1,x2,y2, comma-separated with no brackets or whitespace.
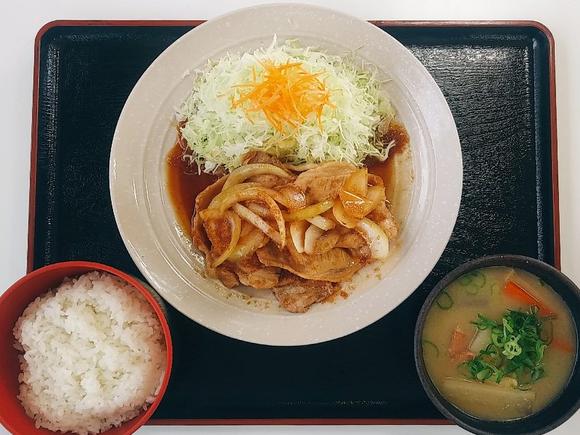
231,60,333,132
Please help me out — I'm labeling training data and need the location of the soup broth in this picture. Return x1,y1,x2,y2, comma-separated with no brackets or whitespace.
422,267,577,421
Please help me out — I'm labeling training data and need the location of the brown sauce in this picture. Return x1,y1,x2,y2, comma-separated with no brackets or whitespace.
367,152,398,191
380,120,410,155
367,121,410,195
166,120,409,236
166,144,218,237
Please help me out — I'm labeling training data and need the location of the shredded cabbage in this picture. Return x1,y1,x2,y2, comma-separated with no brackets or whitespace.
178,38,395,173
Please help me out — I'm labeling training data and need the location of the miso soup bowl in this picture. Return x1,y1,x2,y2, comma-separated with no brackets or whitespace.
0,261,173,435
414,255,580,435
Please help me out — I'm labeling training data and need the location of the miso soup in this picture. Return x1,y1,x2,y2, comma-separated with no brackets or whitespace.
422,267,577,420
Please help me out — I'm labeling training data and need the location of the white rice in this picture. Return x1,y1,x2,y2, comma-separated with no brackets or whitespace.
13,271,167,435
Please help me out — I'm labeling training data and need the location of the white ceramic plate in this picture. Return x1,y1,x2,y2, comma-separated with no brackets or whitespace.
110,4,462,346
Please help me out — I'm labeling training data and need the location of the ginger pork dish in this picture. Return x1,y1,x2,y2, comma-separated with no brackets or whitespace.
166,38,410,312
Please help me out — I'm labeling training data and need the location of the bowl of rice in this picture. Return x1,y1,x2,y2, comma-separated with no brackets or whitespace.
0,261,173,435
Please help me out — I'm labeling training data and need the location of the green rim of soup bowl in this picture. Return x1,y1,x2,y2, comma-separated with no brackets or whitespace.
414,255,580,435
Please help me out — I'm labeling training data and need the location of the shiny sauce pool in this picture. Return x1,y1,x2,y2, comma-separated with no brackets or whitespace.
368,121,410,202
166,121,409,237
166,145,218,237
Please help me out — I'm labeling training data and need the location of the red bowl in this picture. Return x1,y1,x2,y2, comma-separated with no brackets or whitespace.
0,261,173,435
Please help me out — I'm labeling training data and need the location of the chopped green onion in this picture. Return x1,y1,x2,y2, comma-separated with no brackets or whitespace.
503,318,514,334
472,314,498,330
476,368,492,381
459,271,486,295
532,367,545,382
459,271,486,289
422,339,440,357
492,328,508,347
464,307,548,386
503,336,523,359
465,285,480,296
458,273,474,286
435,290,454,310
472,271,486,288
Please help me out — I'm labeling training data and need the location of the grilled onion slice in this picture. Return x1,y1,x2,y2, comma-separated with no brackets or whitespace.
223,163,292,190
332,200,359,228
283,199,334,222
289,220,309,254
304,224,325,255
228,228,268,262
211,211,241,268
233,203,284,248
356,218,389,259
306,215,336,231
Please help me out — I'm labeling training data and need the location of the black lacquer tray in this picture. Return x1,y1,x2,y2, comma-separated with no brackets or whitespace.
29,21,558,425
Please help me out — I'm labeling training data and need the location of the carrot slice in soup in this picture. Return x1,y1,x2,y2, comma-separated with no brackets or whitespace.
503,280,555,316
448,326,475,361
551,338,574,353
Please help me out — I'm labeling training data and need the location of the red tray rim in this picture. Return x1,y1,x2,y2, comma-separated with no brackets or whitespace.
28,19,559,426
